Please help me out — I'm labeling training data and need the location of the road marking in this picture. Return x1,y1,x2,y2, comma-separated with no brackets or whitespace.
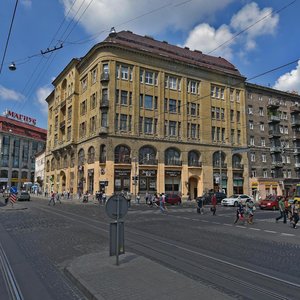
182,217,189,220
281,233,295,236
264,230,277,234
192,219,199,221
201,220,209,223
223,223,233,226
211,221,221,224
249,228,261,231
236,225,246,229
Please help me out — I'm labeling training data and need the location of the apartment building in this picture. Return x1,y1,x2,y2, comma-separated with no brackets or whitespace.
245,83,300,200
45,30,249,199
0,110,47,191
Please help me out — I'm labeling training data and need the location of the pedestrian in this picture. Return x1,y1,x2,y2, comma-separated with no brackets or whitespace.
290,200,299,229
197,196,204,214
67,190,70,199
145,192,149,204
160,193,167,213
246,200,255,224
275,197,286,224
234,203,245,224
126,191,131,208
102,191,107,205
136,193,140,204
211,193,217,215
83,191,89,203
56,192,62,204
48,192,56,206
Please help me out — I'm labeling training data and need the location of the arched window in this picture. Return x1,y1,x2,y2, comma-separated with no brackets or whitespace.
51,158,55,171
0,170,8,178
139,146,157,165
78,149,85,166
88,146,95,164
100,144,106,163
165,148,181,165
57,157,61,169
114,145,131,163
232,154,242,169
63,155,68,168
70,153,75,168
12,171,18,179
213,151,226,168
188,151,200,167
46,160,50,172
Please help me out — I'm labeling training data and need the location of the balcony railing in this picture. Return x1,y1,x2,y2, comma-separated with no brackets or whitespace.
100,100,109,108
139,159,158,165
269,129,281,137
233,163,244,169
268,115,280,123
100,72,109,82
165,159,182,166
271,161,283,168
270,146,282,153
291,119,300,127
114,157,131,164
213,163,227,169
99,126,108,135
188,161,202,167
267,101,280,109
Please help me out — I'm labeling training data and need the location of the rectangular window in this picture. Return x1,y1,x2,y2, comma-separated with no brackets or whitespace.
140,94,143,107
115,113,119,130
144,118,153,134
248,106,253,114
168,76,177,90
231,129,235,144
251,153,255,162
121,66,128,80
212,126,215,141
249,121,254,130
67,126,71,141
121,90,128,105
90,116,96,132
145,71,153,84
220,88,224,99
259,107,264,116
169,99,176,113
216,108,220,119
263,170,268,178
191,124,196,138
260,123,265,131
101,112,108,127
261,137,266,147
236,90,240,102
230,89,234,101
144,95,153,110
91,93,97,109
230,110,234,121
91,68,97,84
262,154,267,162
81,77,87,92
169,121,176,136
211,107,215,119
115,89,119,104
190,81,197,94
237,111,240,122
120,114,127,131
191,103,196,116
221,108,225,120
67,106,72,120
250,136,255,146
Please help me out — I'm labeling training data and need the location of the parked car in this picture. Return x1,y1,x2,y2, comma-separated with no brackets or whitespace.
196,192,227,205
165,194,181,205
221,194,253,207
17,191,31,201
259,195,283,210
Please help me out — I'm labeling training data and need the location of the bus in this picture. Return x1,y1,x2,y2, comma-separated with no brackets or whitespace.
292,183,300,203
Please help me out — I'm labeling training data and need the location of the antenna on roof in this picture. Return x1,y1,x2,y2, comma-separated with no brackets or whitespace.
110,27,116,34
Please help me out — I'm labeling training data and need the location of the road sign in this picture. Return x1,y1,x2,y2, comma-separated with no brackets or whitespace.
10,186,17,194
105,195,128,219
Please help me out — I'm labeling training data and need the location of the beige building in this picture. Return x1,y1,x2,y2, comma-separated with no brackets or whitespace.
45,30,249,199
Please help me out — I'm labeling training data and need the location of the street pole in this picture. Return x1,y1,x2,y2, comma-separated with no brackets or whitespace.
219,148,222,193
134,157,137,203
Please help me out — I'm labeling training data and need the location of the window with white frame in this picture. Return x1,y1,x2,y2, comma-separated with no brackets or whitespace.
81,77,87,93
284,126,288,134
120,114,127,131
188,80,198,94
258,95,263,101
144,118,153,134
236,90,240,102
250,136,255,146
169,121,177,136
220,88,225,99
248,106,253,114
260,123,265,131
263,169,268,178
279,125,284,133
250,152,255,162
145,71,154,84
262,154,267,162
259,107,264,116
91,68,97,84
287,156,291,163
288,169,292,178
249,121,254,130
230,89,234,101
121,66,129,80
211,107,216,119
251,170,257,177
261,137,266,147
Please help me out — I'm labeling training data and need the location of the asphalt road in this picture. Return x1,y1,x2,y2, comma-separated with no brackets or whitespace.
0,197,299,299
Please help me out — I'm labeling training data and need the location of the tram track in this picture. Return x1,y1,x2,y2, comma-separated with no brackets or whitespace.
36,204,300,300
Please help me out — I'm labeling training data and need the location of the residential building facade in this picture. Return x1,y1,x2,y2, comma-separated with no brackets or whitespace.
245,83,300,200
45,30,249,199
0,111,47,192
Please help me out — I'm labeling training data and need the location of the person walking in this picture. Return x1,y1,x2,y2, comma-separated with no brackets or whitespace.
234,203,245,224
276,197,286,224
246,200,255,224
56,192,62,204
290,200,299,229
197,196,204,214
136,193,140,204
48,192,56,206
159,193,167,213
211,193,217,216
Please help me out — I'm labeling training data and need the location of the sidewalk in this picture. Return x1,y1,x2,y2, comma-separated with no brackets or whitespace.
65,251,234,300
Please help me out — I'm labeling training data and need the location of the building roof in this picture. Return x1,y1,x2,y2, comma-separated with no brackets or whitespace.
0,116,47,141
100,30,243,78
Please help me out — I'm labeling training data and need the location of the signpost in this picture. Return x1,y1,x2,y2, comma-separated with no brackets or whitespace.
105,194,128,265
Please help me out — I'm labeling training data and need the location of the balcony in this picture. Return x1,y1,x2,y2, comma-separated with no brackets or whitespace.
213,163,227,169
292,132,300,140
60,120,66,130
295,163,300,169
188,161,202,167
232,163,244,169
100,100,109,108
165,159,182,166
139,159,158,165
291,119,300,127
99,126,108,135
100,72,109,82
268,115,280,123
290,105,300,114
270,146,282,153
271,161,283,168
267,101,280,110
114,157,131,164
60,100,66,110
269,129,281,137
293,148,300,155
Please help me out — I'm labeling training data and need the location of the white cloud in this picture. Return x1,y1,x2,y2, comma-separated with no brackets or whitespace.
0,85,25,102
60,0,234,37
273,61,300,94
21,0,32,8
230,2,279,50
184,23,234,60
36,86,52,114
183,2,279,59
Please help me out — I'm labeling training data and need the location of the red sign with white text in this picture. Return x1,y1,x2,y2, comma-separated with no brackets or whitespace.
6,110,36,126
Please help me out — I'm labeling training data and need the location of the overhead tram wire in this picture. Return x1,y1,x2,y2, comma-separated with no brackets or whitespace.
0,0,19,74
207,0,296,55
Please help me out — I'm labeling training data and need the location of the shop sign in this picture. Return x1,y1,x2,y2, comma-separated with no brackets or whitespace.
100,180,109,186
165,170,181,177
115,169,130,176
0,178,8,182
5,110,37,126
140,169,157,177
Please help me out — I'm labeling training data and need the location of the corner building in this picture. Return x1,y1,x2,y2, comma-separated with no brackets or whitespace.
45,30,249,199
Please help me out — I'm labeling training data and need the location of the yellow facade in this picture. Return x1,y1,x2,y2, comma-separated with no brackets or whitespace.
45,31,249,200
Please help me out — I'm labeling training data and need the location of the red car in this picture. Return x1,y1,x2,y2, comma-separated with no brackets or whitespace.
259,195,283,210
155,194,182,205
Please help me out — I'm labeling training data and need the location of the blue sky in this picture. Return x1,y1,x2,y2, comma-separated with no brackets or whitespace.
1,0,300,130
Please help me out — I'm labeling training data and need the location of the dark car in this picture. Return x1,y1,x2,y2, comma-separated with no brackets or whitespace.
17,191,31,201
165,194,181,205
259,195,282,210
197,192,227,205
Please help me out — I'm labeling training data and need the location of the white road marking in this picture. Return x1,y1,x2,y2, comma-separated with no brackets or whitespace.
264,230,277,234
223,223,233,226
236,225,246,229
249,228,261,231
211,221,221,224
281,233,295,236
201,220,209,223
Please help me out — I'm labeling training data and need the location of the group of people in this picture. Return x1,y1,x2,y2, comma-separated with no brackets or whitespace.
234,200,256,225
95,190,107,204
48,191,62,206
276,198,299,229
